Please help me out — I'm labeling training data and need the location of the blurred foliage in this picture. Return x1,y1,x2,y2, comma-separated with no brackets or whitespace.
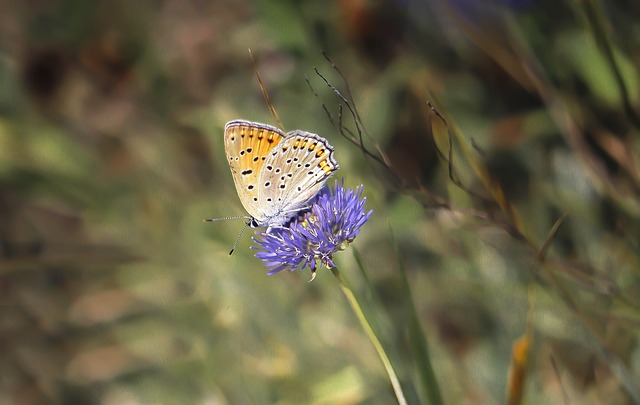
1,0,640,404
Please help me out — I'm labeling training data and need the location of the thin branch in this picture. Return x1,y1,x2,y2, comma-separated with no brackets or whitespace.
249,49,285,130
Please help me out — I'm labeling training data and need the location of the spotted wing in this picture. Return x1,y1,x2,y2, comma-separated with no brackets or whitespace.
224,120,286,222
257,130,339,226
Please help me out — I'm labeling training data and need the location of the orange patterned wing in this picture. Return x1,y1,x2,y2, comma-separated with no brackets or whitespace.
224,120,286,222
257,130,339,223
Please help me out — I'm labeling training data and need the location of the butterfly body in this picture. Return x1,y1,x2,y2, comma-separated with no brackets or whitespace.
224,120,339,231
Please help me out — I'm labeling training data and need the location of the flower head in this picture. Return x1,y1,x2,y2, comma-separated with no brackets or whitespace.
252,180,373,279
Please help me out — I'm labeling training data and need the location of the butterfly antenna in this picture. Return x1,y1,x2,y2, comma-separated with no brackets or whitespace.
228,221,251,256
248,49,285,131
203,215,249,223
203,216,253,255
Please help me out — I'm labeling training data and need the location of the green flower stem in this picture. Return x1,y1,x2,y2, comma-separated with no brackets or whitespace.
330,267,408,405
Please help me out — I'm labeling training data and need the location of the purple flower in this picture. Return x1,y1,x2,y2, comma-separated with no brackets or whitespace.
252,181,373,279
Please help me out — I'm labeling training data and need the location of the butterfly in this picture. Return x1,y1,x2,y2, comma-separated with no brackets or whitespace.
224,119,339,231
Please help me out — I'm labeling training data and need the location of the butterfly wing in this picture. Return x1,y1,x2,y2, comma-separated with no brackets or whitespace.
224,120,286,222
257,130,339,226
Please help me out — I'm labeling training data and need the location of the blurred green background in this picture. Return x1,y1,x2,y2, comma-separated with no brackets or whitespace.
1,0,640,404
